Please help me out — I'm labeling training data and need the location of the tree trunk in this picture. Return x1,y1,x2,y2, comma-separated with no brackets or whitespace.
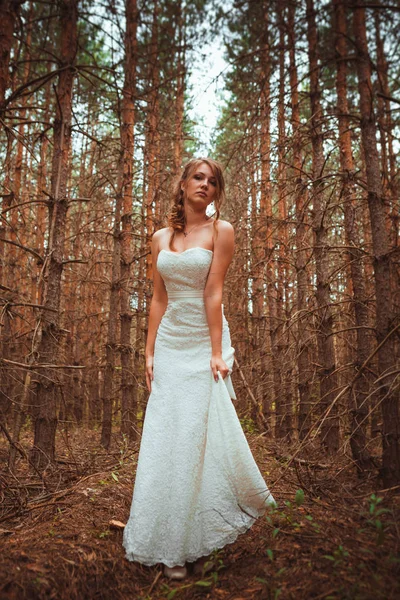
145,0,160,290
0,2,22,419
250,129,265,427
374,8,400,371
353,0,400,486
101,0,140,448
275,1,291,440
101,215,121,448
0,0,20,110
374,8,398,247
119,0,138,441
8,2,33,303
260,5,278,432
288,1,313,441
333,0,373,471
174,0,185,173
306,0,339,451
33,81,51,307
30,0,78,470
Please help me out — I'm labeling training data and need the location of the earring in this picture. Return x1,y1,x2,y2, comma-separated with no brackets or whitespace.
206,201,215,217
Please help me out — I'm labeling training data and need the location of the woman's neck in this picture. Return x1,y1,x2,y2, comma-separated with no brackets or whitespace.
184,209,208,228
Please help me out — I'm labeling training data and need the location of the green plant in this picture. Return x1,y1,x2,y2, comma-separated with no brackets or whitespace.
239,415,257,434
266,491,321,538
98,529,110,539
256,569,285,599
23,415,32,430
323,545,349,567
358,494,392,545
159,581,192,599
295,488,305,506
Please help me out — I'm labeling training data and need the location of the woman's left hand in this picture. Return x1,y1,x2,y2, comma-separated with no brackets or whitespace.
210,355,229,382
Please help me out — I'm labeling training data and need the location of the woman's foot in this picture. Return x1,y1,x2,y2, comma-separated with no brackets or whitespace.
163,564,188,580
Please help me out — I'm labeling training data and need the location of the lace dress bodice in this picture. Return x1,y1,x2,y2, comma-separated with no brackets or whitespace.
157,247,213,294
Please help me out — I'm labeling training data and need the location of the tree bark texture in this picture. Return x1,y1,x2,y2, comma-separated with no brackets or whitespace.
334,0,373,471
119,0,138,441
145,0,160,289
260,4,279,432
306,0,339,451
174,0,185,173
31,0,78,470
353,0,400,486
0,0,20,109
275,1,292,439
288,1,313,441
374,9,398,248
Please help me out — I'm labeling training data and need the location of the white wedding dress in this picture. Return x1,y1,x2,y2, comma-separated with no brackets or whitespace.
123,247,276,567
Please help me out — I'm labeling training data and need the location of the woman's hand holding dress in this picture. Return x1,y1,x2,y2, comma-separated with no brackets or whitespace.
210,355,229,382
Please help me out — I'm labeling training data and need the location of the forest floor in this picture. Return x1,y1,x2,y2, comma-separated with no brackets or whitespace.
1,425,399,600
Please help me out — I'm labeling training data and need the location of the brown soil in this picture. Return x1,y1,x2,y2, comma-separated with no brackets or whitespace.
1,427,399,600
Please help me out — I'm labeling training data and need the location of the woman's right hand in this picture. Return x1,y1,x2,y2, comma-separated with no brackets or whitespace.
145,355,154,392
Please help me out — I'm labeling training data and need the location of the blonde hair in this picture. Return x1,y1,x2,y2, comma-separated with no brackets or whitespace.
167,157,226,251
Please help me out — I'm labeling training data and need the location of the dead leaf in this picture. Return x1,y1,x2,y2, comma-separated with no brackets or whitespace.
109,519,125,529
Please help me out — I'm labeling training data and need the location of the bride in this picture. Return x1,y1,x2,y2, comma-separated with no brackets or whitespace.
123,157,276,580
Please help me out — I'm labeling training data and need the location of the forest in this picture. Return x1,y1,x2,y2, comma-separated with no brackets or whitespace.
0,0,399,598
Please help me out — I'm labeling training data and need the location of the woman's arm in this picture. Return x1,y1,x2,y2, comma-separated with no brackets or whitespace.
145,230,168,392
203,220,235,382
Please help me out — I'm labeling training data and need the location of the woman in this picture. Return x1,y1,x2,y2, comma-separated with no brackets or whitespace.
123,157,276,580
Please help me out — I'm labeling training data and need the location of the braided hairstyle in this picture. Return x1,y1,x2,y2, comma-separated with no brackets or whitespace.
167,157,226,251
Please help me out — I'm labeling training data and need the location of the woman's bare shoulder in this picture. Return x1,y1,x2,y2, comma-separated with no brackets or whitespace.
212,219,234,256
215,219,234,232
153,227,172,242
214,219,234,242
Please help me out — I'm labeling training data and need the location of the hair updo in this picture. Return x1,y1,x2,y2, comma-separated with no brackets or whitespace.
167,157,226,251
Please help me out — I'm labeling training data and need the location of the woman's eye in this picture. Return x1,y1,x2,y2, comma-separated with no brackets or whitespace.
210,181,217,187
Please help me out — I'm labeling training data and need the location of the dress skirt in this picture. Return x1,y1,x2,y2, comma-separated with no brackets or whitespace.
122,293,276,568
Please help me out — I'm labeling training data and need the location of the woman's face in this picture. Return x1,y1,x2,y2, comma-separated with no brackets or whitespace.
182,162,217,207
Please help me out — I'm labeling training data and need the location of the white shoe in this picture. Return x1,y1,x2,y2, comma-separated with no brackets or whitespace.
163,564,187,580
